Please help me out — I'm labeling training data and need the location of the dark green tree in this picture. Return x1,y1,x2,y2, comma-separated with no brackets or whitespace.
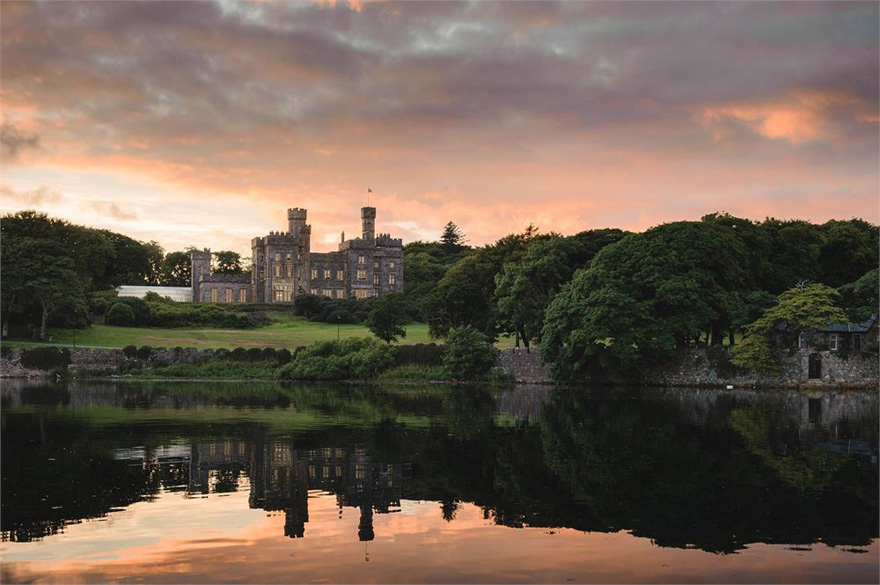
161,251,192,286
213,251,244,274
366,292,408,343
442,325,496,380
541,222,748,379
440,221,466,253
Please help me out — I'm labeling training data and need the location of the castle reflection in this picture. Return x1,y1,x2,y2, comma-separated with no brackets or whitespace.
110,437,406,541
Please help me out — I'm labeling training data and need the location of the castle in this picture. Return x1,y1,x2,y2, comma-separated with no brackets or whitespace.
190,206,404,303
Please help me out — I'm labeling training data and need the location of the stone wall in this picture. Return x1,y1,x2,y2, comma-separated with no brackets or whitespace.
493,346,879,389
493,348,553,384
1,347,217,378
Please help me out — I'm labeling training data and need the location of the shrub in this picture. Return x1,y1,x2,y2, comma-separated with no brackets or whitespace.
122,345,138,358
395,343,443,367
247,347,263,362
112,297,151,326
443,326,496,380
105,302,136,326
136,345,153,360
227,347,249,362
277,337,396,380
261,347,277,362
89,296,109,316
20,347,70,371
276,348,292,365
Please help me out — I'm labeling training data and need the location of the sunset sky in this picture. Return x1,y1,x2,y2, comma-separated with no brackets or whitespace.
2,0,878,256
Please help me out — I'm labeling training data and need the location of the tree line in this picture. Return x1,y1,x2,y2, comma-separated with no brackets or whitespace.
1,211,247,338
406,214,877,380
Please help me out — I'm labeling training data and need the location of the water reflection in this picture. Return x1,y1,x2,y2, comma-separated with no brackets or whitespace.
1,380,877,582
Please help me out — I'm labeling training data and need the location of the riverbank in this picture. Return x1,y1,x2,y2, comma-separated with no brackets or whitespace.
3,345,877,389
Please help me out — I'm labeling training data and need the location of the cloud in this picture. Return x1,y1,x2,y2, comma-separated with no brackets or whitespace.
0,0,876,247
0,184,63,206
79,200,138,222
0,122,41,163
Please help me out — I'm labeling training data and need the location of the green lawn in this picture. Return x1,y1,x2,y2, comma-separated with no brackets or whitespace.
12,314,433,350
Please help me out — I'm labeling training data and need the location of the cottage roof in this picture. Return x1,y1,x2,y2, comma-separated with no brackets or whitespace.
776,314,877,333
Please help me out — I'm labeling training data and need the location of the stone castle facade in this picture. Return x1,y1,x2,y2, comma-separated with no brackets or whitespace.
191,206,403,303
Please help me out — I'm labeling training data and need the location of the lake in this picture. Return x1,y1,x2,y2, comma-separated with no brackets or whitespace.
1,380,877,583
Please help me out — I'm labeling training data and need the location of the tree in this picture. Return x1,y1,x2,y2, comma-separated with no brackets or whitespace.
366,293,408,343
161,251,192,286
3,237,87,338
731,283,848,373
838,268,879,322
442,325,495,380
440,221,466,252
495,229,628,349
540,222,748,379
213,250,243,274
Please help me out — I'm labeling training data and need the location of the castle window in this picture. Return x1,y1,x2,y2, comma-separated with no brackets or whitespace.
373,274,379,285
274,252,281,262
389,262,395,268
286,253,292,262
311,288,320,295
324,269,330,280
239,289,247,303
225,288,233,303
274,265,281,277
389,274,396,285
210,288,218,303
358,255,365,265
273,284,292,302
337,270,344,281
798,333,807,348
829,333,838,351
286,265,293,277
357,269,366,280
323,289,332,298
311,268,318,280
354,289,370,299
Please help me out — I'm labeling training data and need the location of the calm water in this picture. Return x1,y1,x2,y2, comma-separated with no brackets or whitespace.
1,380,877,584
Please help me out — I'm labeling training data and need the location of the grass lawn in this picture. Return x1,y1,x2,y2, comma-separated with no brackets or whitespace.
11,314,434,350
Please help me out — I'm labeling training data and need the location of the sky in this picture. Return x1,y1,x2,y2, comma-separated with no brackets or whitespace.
1,0,878,256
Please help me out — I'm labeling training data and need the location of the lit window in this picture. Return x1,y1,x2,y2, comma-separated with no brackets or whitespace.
210,288,218,303
829,333,838,351
358,255,365,265
373,274,379,285
389,274,396,285
286,265,293,277
357,270,366,280
337,270,344,281
389,262,395,268
355,289,370,299
274,252,281,262
324,269,330,280
225,288,233,303
374,261,379,269
311,268,318,280
286,253,292,262
239,289,247,303
274,265,281,277
311,288,319,295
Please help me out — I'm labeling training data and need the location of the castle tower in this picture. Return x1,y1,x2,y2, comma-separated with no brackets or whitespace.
190,249,211,302
288,208,308,236
361,207,376,241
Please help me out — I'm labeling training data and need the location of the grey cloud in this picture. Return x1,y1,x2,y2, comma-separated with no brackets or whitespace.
0,184,64,206
80,200,138,222
0,122,41,163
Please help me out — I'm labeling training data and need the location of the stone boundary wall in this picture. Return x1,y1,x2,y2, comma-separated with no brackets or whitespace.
1,347,218,378
493,348,553,384
493,347,879,389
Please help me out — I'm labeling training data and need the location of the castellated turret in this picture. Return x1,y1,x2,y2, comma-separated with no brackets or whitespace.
361,206,376,241
288,208,308,236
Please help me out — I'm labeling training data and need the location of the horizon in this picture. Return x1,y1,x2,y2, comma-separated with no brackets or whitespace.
2,1,878,257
